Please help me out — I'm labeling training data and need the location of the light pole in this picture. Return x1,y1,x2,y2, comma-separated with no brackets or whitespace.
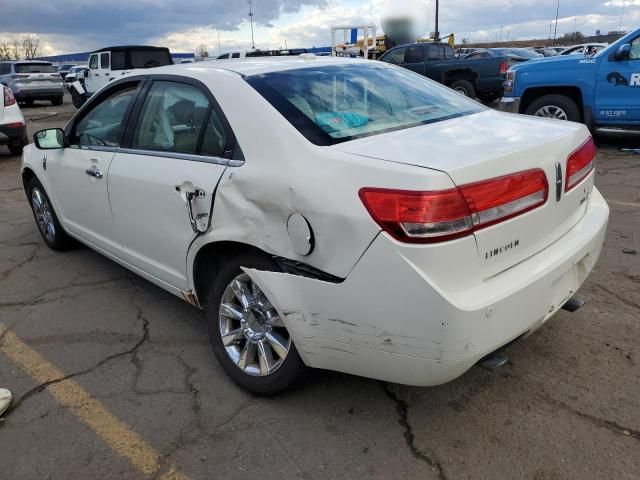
619,1,626,33
553,0,560,45
434,0,440,42
248,0,255,49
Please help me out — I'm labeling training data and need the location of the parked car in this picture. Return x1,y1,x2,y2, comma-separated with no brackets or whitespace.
561,43,608,56
466,48,542,61
0,60,64,106
549,46,567,54
379,42,508,101
0,86,27,155
500,28,640,128
67,45,174,108
22,57,608,394
456,47,479,58
56,64,77,80
533,47,559,57
63,66,88,89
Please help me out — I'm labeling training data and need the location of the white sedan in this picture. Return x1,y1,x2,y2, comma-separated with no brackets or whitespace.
22,56,609,394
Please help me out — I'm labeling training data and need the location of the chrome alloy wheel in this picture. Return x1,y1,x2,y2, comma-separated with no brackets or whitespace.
218,273,291,377
31,187,56,243
533,105,568,120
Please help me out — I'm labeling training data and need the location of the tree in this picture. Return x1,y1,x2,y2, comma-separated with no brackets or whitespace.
11,39,21,60
560,31,584,44
198,44,209,58
22,34,40,59
0,41,11,60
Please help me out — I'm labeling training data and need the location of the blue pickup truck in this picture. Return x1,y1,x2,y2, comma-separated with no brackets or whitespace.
499,28,640,128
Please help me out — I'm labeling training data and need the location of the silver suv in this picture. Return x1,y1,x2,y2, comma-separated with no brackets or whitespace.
0,60,64,106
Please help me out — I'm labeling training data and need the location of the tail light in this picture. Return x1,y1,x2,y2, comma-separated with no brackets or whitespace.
565,137,596,192
6,122,25,128
499,60,509,74
3,86,16,106
359,169,548,243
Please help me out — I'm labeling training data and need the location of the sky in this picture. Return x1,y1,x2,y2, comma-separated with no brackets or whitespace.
0,0,639,56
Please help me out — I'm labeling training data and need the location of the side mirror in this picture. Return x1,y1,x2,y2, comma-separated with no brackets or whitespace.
33,128,65,150
615,44,631,61
84,69,89,77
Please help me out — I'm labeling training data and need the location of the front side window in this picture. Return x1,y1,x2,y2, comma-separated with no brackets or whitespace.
131,81,210,154
381,47,405,65
247,64,485,145
405,46,424,63
630,38,640,60
231,52,241,59
100,53,110,69
89,54,98,69
73,85,138,147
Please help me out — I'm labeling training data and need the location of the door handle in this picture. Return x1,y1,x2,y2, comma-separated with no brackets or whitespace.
85,168,104,179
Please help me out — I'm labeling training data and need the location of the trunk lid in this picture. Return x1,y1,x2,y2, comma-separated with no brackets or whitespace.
334,110,594,277
14,63,60,87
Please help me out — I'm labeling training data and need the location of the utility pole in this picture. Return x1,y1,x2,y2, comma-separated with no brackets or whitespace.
573,17,577,39
434,0,440,42
619,1,626,33
285,39,288,50
553,0,560,45
248,0,255,49
549,23,553,45
500,25,503,42
217,30,221,55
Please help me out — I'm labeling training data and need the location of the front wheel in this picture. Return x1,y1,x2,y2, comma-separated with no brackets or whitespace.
51,96,63,106
26,177,74,250
525,94,581,122
206,254,306,395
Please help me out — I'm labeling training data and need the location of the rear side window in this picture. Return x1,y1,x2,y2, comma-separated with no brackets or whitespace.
131,81,210,154
381,47,405,65
112,52,126,70
427,46,440,60
444,46,454,60
100,53,110,69
247,64,485,145
15,63,55,73
130,50,173,68
405,46,424,63
74,84,139,147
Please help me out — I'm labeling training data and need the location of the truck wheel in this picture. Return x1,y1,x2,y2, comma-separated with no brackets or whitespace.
71,89,86,109
450,80,476,98
51,96,63,106
525,94,580,122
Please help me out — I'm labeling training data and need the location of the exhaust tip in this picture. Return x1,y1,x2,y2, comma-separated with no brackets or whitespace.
478,353,509,371
562,297,586,313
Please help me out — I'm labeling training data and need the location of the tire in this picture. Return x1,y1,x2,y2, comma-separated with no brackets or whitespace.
525,94,581,122
71,89,86,109
8,143,23,156
24,99,35,107
206,253,306,395
25,177,74,251
51,96,63,106
449,79,476,98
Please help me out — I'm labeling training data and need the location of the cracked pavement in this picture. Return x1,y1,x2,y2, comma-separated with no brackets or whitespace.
0,97,638,479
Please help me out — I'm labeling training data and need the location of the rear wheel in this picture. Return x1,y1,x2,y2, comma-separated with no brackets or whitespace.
26,177,74,250
51,96,63,106
525,94,581,122
8,143,23,156
24,99,35,107
206,253,306,395
449,79,476,99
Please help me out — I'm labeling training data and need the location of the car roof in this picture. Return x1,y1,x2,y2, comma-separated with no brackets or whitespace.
91,45,170,53
2,60,52,64
142,55,370,77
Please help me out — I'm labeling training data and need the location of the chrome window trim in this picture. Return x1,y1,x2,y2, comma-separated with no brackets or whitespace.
69,145,119,153
116,147,244,167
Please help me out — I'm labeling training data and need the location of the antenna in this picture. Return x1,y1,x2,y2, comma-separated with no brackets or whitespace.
248,0,255,49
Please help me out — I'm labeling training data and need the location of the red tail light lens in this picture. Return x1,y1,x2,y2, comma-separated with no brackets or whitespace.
3,86,16,106
499,60,509,74
359,169,548,243
565,137,595,192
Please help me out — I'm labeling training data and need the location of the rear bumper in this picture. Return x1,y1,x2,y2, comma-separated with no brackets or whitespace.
246,188,609,386
14,88,64,100
0,124,27,146
499,96,522,114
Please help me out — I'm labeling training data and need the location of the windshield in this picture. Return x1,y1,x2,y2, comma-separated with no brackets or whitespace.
16,63,55,73
246,63,485,145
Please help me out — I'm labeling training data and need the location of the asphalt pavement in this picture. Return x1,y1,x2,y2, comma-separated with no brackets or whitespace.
0,96,638,479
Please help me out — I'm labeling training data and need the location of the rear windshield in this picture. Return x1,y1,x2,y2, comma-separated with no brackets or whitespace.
246,63,485,145
16,63,55,73
130,50,173,69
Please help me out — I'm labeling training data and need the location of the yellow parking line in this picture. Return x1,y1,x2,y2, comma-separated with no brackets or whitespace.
0,326,190,479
